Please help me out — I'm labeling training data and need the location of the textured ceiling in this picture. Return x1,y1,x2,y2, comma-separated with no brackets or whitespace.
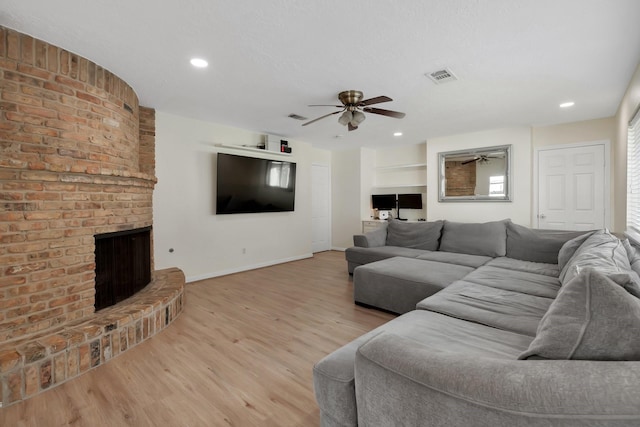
2,1,640,150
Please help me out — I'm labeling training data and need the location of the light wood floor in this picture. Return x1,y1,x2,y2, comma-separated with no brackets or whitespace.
1,251,394,427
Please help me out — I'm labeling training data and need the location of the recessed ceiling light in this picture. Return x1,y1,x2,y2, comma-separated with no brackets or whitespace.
393,132,403,137
190,58,208,68
559,101,575,108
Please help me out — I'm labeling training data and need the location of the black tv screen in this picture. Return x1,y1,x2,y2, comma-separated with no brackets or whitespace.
372,194,396,210
216,153,296,214
398,193,422,209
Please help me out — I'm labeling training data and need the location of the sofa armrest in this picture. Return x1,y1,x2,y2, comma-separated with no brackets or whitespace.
355,333,640,426
353,225,387,248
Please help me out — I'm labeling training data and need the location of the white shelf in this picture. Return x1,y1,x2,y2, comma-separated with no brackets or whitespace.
373,184,427,189
376,163,426,171
215,143,292,157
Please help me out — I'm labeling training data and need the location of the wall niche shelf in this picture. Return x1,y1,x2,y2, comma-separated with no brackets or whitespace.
215,143,292,157
374,162,426,189
374,184,427,189
375,163,426,171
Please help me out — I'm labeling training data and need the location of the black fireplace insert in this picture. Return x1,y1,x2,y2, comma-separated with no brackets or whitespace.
94,226,151,311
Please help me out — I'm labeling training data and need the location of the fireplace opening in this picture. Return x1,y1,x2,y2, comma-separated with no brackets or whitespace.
94,227,152,311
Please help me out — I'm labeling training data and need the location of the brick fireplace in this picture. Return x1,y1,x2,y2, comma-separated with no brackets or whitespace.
0,26,184,406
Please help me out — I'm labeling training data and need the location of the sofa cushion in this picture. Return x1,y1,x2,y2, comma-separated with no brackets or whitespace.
417,281,554,336
623,238,640,280
557,232,594,270
559,230,632,285
519,268,640,360
344,246,426,267
313,310,533,426
439,220,507,257
462,266,561,298
609,273,640,299
485,257,560,277
416,251,491,268
353,222,388,248
353,257,474,314
506,222,589,264
385,219,443,250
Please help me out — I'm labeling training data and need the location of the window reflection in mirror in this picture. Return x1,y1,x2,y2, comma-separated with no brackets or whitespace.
438,145,511,202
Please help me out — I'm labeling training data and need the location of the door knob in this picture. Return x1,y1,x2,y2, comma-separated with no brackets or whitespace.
539,214,546,219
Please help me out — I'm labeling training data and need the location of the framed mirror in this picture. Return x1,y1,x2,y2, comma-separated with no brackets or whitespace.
438,144,512,202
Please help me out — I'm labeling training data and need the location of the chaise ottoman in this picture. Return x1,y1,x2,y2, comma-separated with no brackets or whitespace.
353,257,475,314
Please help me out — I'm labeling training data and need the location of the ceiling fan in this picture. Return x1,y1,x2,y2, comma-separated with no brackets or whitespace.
461,155,500,165
302,90,406,131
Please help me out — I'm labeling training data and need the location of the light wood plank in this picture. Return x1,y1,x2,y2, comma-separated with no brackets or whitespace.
0,251,394,426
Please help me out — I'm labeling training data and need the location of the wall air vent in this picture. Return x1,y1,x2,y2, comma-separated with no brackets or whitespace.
288,113,308,121
426,68,457,85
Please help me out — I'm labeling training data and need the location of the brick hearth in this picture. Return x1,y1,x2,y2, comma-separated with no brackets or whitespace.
0,26,185,406
0,268,184,406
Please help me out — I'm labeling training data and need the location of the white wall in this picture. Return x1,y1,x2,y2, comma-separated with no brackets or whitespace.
427,127,532,225
360,148,376,220
312,147,332,165
331,149,362,249
153,111,313,281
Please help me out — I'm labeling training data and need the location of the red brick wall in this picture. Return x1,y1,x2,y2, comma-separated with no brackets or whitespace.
138,107,155,176
445,161,476,196
0,27,156,343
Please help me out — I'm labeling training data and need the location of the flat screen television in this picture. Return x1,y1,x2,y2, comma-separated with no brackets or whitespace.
371,194,396,210
216,153,296,214
398,193,422,209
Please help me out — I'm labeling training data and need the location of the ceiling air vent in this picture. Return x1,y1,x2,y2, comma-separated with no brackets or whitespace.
288,113,308,121
426,68,457,85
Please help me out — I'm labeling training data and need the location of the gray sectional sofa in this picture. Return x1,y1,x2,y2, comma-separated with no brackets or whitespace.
313,219,640,426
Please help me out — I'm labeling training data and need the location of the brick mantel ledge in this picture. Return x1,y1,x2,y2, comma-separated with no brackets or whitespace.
3,168,158,185
0,267,185,407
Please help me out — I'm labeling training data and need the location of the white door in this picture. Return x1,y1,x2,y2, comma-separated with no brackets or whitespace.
536,143,606,230
312,164,331,252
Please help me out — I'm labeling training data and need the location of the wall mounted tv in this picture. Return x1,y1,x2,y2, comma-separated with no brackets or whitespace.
216,153,296,214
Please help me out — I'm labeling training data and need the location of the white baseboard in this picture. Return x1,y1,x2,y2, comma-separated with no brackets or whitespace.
186,253,314,283
331,246,347,251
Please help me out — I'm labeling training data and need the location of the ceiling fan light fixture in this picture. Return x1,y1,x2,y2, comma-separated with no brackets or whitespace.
303,91,405,130
351,111,366,126
338,111,353,126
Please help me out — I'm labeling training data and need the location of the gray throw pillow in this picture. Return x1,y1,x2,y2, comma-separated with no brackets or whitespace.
439,219,507,257
385,219,443,250
505,221,590,264
519,268,640,360
559,230,632,285
557,232,594,271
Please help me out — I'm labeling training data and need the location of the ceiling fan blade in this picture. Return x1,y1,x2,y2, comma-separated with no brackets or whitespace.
461,158,479,165
301,111,341,126
308,104,343,107
363,107,406,119
348,122,358,132
359,96,392,106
